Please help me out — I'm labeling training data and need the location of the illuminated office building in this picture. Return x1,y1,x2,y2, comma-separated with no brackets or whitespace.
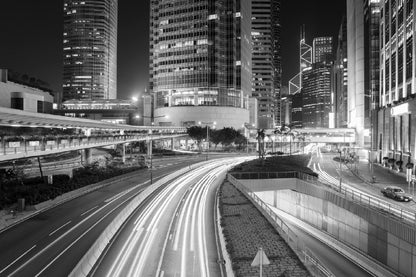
62,0,118,102
149,0,252,129
313,36,333,64
251,0,281,128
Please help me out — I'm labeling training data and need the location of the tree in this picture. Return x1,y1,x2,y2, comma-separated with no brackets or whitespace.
210,129,222,149
234,133,248,150
187,126,206,151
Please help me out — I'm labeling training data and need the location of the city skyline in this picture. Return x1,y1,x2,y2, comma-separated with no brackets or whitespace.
0,0,345,99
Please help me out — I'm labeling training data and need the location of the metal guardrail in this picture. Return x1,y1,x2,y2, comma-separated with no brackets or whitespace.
231,171,416,226
228,174,335,277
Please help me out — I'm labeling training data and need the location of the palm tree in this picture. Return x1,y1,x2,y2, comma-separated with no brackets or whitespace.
256,129,265,159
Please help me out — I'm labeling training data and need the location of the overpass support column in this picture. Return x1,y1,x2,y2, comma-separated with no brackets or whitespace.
147,140,153,157
171,138,174,150
81,148,93,165
47,175,53,185
121,143,126,163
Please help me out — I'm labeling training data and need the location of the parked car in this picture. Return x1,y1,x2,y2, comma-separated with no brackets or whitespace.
381,186,413,202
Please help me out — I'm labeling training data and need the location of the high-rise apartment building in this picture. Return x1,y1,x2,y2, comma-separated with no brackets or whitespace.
62,0,118,102
251,0,281,129
313,37,334,64
149,0,252,129
378,0,416,173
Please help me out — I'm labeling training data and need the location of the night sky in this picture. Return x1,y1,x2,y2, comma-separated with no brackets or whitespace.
0,0,345,99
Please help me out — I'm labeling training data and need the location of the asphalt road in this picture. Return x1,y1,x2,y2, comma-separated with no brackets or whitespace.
91,157,253,277
0,154,209,277
310,148,416,214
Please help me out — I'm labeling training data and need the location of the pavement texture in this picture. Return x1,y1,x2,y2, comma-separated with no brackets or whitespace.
219,181,310,277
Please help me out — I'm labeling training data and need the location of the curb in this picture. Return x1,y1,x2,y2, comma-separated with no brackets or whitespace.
215,183,234,277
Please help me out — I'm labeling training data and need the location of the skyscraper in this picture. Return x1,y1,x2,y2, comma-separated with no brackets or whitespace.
334,16,348,128
62,0,118,102
251,0,281,129
347,0,380,151
302,63,332,128
149,0,252,129
313,37,333,64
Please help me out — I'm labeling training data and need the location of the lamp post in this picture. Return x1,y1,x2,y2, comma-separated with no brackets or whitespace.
136,114,167,185
198,121,216,161
338,150,342,192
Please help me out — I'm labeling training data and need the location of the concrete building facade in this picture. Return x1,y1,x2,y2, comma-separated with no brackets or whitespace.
62,0,118,102
347,0,380,152
378,0,416,169
0,69,54,114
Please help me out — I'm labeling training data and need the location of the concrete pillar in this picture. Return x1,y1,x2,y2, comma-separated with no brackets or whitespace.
147,140,153,157
81,148,93,165
185,138,189,150
47,175,53,185
171,138,174,150
122,143,126,163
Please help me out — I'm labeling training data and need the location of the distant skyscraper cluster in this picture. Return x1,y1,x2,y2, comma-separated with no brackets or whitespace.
62,0,118,102
288,28,334,129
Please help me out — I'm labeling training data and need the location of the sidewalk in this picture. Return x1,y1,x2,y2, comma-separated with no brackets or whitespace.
345,159,416,196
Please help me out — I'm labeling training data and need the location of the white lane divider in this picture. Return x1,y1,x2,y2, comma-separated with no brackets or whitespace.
0,245,36,275
80,205,99,217
49,221,72,236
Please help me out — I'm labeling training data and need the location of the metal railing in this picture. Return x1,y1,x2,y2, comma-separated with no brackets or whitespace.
231,170,416,225
228,174,335,277
0,133,185,159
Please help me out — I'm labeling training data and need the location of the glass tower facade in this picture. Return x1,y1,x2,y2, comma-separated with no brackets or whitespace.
251,0,281,129
63,0,118,102
150,0,251,114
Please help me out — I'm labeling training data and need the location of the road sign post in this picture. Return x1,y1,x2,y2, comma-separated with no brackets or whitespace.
251,247,270,277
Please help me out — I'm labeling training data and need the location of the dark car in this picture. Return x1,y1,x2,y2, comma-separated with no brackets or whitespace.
381,186,413,202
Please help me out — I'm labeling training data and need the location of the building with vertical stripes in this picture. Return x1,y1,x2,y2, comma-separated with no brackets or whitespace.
62,0,118,102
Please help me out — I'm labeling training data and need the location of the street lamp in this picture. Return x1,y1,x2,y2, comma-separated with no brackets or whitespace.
338,149,342,192
198,121,216,160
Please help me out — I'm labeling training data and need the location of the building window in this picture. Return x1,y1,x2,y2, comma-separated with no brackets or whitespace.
11,97,23,110
406,37,413,80
37,101,43,113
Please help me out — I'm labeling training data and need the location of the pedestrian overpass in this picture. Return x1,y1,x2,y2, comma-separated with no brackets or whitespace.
0,107,188,162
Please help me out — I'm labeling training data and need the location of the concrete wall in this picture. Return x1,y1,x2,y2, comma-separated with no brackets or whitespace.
154,106,250,129
0,81,53,113
239,178,416,276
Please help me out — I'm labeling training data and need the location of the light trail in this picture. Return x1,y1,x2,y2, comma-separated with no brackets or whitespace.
101,157,254,277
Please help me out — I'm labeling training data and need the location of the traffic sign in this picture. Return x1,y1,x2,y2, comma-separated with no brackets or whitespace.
251,247,270,277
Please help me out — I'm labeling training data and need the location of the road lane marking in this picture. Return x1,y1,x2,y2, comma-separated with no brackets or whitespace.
49,221,72,236
33,195,135,277
8,182,144,277
80,205,99,217
0,245,36,274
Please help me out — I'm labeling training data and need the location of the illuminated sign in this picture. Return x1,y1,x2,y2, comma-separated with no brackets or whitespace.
391,103,410,116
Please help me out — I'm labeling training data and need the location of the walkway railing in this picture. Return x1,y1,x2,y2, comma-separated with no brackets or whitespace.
228,174,335,277
231,171,416,226
0,133,186,161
